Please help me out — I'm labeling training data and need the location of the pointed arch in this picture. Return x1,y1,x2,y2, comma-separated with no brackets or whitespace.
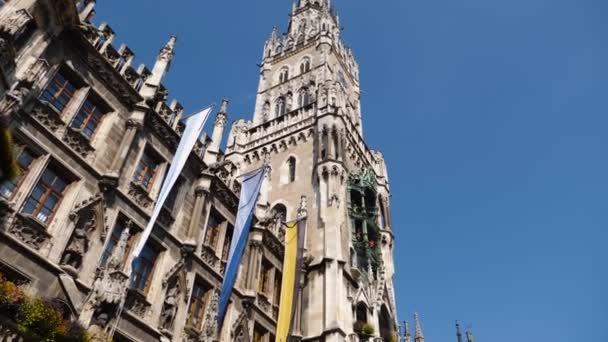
287,156,296,183
275,97,286,116
298,87,310,108
300,57,311,74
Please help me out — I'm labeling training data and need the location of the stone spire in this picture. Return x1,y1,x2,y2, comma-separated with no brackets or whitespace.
466,330,474,342
456,321,463,342
414,313,424,342
205,99,229,164
143,35,177,95
403,320,412,342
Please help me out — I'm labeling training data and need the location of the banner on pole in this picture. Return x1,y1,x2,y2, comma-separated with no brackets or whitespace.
130,106,212,264
275,216,306,342
217,167,266,324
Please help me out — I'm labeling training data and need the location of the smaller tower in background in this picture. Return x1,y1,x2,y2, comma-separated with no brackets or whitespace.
403,320,412,342
414,313,425,342
466,329,475,342
456,321,463,342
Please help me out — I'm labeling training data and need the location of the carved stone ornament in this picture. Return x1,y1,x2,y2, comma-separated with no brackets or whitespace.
125,289,151,316
128,182,153,209
145,111,179,150
30,100,65,133
159,279,180,331
8,214,51,250
200,290,220,341
68,194,109,241
63,126,95,159
230,311,250,342
0,9,33,37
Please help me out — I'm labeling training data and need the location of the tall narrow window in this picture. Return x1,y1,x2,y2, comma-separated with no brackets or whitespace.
298,88,309,108
279,68,289,83
187,281,211,330
22,166,69,224
273,271,282,305
205,209,224,249
70,97,105,139
130,244,158,293
287,157,296,183
0,147,35,199
221,224,234,263
275,97,286,116
100,220,131,267
258,259,272,295
39,72,77,113
300,58,311,74
132,150,159,191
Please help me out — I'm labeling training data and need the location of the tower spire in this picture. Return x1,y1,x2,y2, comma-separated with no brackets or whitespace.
403,320,412,342
456,321,463,342
414,313,424,342
466,329,475,342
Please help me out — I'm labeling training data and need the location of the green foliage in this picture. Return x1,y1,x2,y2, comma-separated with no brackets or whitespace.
0,127,20,181
0,274,91,342
389,335,398,342
17,297,65,341
362,323,375,335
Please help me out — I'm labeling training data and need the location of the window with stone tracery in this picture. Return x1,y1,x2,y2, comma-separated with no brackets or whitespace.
300,58,311,74
187,280,212,330
275,97,286,116
132,149,160,192
22,165,71,224
298,88,310,108
0,145,35,200
70,95,107,140
40,71,78,114
278,67,289,83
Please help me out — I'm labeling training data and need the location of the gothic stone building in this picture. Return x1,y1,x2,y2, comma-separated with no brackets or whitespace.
0,0,398,341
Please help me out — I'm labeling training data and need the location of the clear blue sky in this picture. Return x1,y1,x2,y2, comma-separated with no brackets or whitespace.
96,1,607,341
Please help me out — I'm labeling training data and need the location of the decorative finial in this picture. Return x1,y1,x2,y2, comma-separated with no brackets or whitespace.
219,99,229,114
466,330,474,342
414,312,424,339
158,35,177,62
456,321,463,342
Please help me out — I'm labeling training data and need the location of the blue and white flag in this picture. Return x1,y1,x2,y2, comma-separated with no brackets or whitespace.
217,167,266,324
130,106,212,262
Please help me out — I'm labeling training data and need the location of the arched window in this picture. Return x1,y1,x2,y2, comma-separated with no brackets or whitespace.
287,157,296,183
279,67,289,83
300,58,311,74
298,88,310,108
355,302,368,323
275,97,286,116
272,204,287,222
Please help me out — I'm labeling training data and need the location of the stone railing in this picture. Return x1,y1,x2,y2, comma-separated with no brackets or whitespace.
244,105,316,150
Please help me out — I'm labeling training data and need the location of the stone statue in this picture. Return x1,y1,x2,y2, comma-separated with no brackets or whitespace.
159,281,180,330
0,86,28,117
88,309,111,342
61,218,93,269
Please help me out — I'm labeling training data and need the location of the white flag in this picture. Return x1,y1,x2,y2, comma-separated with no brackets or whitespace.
131,106,212,260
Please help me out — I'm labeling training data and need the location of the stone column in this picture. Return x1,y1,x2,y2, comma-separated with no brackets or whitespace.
104,112,143,186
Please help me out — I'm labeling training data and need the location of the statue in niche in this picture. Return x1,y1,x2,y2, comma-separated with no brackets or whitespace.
234,326,247,342
61,214,94,270
88,307,111,342
0,86,28,117
159,280,180,331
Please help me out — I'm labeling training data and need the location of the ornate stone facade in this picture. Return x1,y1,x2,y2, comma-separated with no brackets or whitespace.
0,0,398,341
